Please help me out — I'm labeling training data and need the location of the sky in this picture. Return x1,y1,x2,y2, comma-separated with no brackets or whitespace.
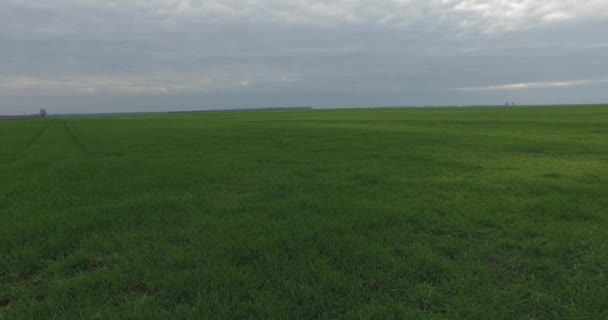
1,0,608,114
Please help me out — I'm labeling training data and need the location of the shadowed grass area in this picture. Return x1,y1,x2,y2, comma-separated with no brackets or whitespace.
1,106,607,319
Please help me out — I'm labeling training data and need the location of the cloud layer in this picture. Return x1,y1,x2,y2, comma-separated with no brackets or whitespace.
1,0,608,112
459,77,608,91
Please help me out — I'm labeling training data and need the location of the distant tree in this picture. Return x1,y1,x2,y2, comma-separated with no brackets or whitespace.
40,108,47,118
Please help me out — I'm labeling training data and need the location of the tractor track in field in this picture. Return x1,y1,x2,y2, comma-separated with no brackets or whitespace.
63,122,91,154
6,124,49,164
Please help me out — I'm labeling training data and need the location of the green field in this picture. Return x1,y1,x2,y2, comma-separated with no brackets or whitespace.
1,106,607,319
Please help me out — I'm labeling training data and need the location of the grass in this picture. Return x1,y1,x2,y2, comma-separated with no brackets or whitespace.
1,106,607,319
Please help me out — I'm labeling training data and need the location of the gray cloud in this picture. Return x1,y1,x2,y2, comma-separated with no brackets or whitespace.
1,0,607,113
458,77,608,91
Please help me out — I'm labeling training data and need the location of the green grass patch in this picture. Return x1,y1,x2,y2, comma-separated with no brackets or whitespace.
1,106,607,319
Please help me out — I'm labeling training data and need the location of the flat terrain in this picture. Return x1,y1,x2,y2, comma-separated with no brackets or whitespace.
1,106,607,319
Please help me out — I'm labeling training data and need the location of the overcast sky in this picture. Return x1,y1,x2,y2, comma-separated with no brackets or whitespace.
1,0,608,114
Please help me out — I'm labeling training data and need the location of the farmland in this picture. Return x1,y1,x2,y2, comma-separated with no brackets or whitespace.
1,106,607,319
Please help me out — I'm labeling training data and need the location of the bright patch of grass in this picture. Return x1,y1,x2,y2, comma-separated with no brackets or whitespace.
1,106,607,319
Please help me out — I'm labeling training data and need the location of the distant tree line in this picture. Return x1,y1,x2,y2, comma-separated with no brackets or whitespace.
0,108,48,120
